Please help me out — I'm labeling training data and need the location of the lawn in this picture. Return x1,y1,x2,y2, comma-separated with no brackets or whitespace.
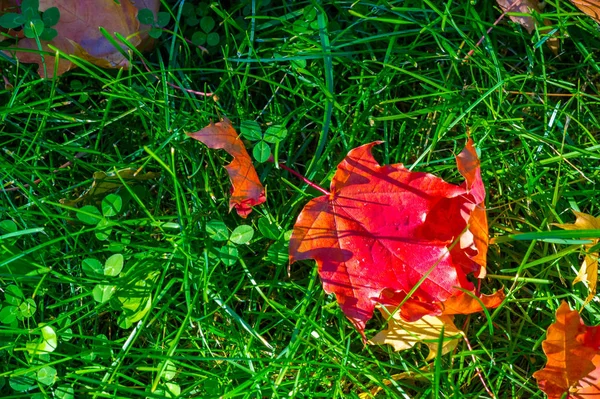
1,1,600,398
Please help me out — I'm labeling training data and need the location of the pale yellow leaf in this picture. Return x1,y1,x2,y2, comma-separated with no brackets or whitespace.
369,307,462,360
555,210,600,306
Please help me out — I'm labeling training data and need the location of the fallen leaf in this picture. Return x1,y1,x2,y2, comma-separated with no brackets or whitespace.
186,118,266,218
289,139,490,337
369,311,462,361
496,0,544,34
60,168,160,206
555,211,600,306
570,0,600,23
495,0,559,54
3,0,159,77
369,290,503,360
533,301,600,399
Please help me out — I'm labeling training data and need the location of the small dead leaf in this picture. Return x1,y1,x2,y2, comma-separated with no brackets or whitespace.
533,301,600,398
60,168,160,206
496,0,559,54
555,210,600,306
186,118,266,218
370,309,462,360
496,0,544,34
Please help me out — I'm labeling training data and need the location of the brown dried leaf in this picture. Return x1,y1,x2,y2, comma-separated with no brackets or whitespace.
60,168,160,206
496,0,559,54
496,0,544,34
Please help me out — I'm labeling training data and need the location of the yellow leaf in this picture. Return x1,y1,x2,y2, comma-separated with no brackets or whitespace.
369,307,463,360
555,210,600,306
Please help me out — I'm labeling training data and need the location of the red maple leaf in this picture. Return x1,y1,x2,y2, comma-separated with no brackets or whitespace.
533,301,600,399
289,139,493,336
187,118,266,218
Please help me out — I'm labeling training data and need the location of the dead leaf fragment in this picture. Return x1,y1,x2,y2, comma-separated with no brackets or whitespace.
358,365,433,399
570,0,600,23
370,310,462,361
555,210,600,306
495,0,559,54
60,168,160,206
3,0,160,77
496,0,544,34
533,301,600,399
186,118,266,218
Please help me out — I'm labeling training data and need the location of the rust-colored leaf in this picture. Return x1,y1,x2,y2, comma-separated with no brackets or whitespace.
555,211,600,306
186,118,266,218
289,139,492,337
3,0,159,77
533,301,600,399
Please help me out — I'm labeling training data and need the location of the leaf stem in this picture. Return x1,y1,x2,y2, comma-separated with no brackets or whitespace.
270,158,331,196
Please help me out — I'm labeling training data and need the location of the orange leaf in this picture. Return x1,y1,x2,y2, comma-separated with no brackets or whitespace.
187,118,266,218
570,0,600,23
3,0,159,77
441,289,505,316
555,211,600,306
456,139,488,276
533,301,600,399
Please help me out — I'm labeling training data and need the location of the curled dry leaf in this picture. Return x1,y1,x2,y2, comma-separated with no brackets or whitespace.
289,139,497,339
186,118,266,218
555,211,600,306
60,168,160,206
3,0,159,77
533,301,600,398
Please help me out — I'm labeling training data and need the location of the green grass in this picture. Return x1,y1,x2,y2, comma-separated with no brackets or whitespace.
1,0,600,398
